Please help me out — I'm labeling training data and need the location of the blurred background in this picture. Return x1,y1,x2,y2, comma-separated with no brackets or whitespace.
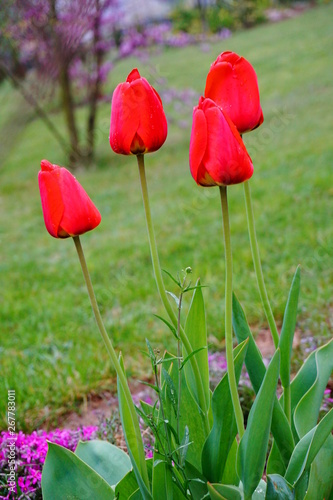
0,0,332,431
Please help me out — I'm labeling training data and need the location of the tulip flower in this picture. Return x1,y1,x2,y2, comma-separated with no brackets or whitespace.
189,97,254,186
205,51,264,133
109,68,167,155
38,159,101,238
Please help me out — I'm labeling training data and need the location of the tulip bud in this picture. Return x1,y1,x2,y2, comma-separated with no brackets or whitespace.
38,160,101,238
189,97,254,187
205,51,264,133
109,68,168,155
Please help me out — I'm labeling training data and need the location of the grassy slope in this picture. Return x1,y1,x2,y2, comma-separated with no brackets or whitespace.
0,4,332,430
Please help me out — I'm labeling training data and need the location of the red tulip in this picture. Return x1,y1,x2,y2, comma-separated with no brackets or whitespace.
189,97,254,186
109,68,167,155
38,160,101,238
205,51,264,133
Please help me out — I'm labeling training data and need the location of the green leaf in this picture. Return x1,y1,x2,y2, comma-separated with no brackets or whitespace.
162,366,178,418
279,267,301,389
145,338,157,365
294,339,333,439
266,474,294,499
185,461,208,498
153,314,178,339
179,425,190,468
41,442,114,499
152,451,174,500
117,354,151,499
166,290,180,307
201,339,248,483
184,279,210,414
161,353,207,473
267,440,287,477
304,435,333,500
232,294,294,466
180,345,207,370
115,459,153,500
221,438,239,486
285,408,333,485
75,440,131,487
162,268,182,287
208,482,242,500
238,350,280,499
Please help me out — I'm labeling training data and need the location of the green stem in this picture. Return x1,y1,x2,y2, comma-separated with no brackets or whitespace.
219,186,245,439
136,154,210,437
284,384,291,424
73,236,149,489
243,180,279,349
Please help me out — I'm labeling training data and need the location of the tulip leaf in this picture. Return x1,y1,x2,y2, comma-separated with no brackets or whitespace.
285,408,333,485
201,339,248,483
184,279,210,414
267,440,287,477
117,354,152,499
232,294,294,465
279,266,301,389
208,482,242,500
293,338,333,439
75,440,131,487
152,451,174,500
237,350,280,499
161,352,207,473
221,438,239,486
265,474,294,499
41,442,114,499
304,434,333,500
116,460,153,500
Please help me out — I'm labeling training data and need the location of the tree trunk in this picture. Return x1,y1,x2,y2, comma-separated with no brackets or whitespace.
86,0,103,163
59,64,80,164
49,0,81,166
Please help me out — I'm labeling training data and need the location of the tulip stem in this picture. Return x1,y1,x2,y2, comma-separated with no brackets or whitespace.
73,236,150,490
219,186,245,439
243,180,279,349
136,154,210,438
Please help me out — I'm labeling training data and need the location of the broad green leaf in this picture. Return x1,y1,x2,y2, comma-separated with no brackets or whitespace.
221,438,239,486
304,435,333,500
75,440,131,486
278,338,333,442
115,469,140,499
285,408,333,485
208,482,242,500
238,350,280,499
294,339,333,439
115,459,153,499
279,267,300,389
267,440,287,477
161,353,207,472
266,474,294,499
41,442,114,499
201,339,248,483
184,279,210,414
185,461,208,498
117,354,151,499
152,452,174,500
232,294,294,466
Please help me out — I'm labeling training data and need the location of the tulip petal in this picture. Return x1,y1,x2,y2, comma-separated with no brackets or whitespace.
38,167,65,238
205,52,263,133
58,168,101,237
189,107,208,185
202,104,253,186
110,69,167,155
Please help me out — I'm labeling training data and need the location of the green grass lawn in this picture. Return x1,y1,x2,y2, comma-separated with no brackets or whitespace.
1,4,333,431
